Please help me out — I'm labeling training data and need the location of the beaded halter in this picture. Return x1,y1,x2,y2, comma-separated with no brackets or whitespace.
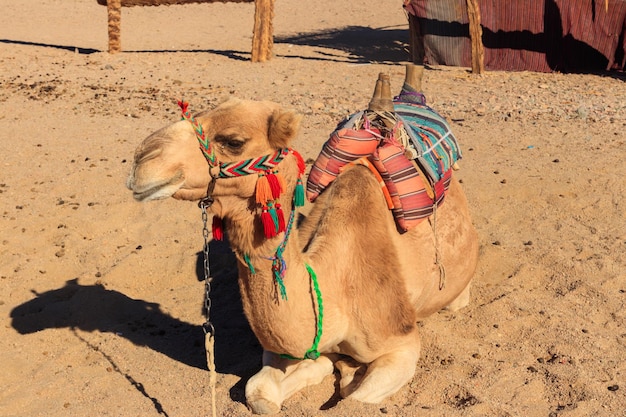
179,100,323,361
178,100,306,240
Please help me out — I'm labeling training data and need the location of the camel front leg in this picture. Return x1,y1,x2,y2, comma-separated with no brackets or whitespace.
339,341,420,404
245,350,335,414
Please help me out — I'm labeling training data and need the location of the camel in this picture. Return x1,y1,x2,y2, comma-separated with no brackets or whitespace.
126,66,478,414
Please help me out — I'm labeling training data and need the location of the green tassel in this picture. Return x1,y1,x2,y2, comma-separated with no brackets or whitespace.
294,178,305,207
268,203,280,233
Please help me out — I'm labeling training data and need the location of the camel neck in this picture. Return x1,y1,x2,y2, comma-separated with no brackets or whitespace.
219,177,322,357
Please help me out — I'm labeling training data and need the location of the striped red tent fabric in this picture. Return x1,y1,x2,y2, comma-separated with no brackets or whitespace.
404,0,626,72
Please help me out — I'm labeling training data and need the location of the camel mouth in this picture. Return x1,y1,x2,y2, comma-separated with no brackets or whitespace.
127,171,185,202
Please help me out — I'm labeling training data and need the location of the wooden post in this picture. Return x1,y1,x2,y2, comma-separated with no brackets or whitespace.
251,0,274,62
107,0,122,53
403,63,424,92
466,0,484,74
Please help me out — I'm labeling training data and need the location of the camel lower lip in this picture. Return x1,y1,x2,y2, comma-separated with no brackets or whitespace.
130,178,184,201
132,188,164,201
128,170,185,201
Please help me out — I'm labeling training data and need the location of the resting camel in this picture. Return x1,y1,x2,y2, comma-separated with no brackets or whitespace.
127,67,478,414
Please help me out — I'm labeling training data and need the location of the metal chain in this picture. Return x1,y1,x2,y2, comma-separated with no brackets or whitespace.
198,177,217,417
200,199,215,337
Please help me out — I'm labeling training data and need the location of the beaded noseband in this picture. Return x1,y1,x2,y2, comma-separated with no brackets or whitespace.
177,100,306,239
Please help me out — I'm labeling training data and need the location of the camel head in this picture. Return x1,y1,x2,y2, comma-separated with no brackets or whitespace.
127,99,302,203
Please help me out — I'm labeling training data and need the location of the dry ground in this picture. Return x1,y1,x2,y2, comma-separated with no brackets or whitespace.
1,0,625,416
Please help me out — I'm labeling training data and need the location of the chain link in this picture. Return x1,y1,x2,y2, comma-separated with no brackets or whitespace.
199,179,216,337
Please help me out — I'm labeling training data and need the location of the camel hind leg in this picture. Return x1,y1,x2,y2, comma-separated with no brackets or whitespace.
445,281,472,312
338,337,420,403
245,351,335,414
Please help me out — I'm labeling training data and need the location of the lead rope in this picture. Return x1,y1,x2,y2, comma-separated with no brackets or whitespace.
179,100,218,417
200,197,217,417
428,198,446,290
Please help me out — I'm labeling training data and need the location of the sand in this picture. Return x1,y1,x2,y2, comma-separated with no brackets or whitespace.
1,0,625,416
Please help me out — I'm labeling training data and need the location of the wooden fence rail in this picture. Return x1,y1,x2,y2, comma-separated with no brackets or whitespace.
97,0,274,62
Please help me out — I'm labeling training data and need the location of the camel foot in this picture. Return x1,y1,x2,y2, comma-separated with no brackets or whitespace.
247,397,281,415
245,351,335,414
445,282,471,311
246,370,282,415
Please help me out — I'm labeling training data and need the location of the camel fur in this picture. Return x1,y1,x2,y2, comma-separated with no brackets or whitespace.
127,93,478,414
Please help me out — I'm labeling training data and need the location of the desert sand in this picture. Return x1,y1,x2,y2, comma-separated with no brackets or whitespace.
1,0,625,416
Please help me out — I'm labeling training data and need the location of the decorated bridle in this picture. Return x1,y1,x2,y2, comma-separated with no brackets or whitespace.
178,100,307,240
179,100,322,367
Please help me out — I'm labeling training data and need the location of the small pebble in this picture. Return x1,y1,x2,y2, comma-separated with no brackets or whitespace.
608,385,619,392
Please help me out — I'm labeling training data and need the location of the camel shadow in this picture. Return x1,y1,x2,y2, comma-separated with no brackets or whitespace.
275,25,410,63
9,238,261,379
1,25,410,63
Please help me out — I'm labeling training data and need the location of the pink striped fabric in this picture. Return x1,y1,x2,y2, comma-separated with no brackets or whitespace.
306,124,453,232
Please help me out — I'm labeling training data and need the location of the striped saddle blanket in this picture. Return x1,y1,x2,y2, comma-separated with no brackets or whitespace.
306,98,461,232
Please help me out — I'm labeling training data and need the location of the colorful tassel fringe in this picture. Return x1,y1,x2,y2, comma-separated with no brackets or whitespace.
212,216,224,241
253,150,308,239
294,178,305,207
261,205,278,238
256,173,273,205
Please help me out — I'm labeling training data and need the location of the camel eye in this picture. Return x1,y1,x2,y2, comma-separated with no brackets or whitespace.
215,135,246,155
225,140,244,150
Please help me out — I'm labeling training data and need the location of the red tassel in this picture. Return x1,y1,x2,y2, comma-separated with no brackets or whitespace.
261,207,278,238
256,173,273,205
212,216,223,241
292,149,306,175
275,203,286,233
266,172,283,199
178,100,189,114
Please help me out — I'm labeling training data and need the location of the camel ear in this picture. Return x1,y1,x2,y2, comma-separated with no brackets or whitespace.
268,109,302,149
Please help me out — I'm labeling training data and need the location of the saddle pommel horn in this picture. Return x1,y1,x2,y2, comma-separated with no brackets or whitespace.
403,64,424,93
368,73,394,112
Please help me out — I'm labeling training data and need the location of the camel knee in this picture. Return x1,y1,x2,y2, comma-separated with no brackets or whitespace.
335,357,367,398
246,367,283,415
343,346,420,404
